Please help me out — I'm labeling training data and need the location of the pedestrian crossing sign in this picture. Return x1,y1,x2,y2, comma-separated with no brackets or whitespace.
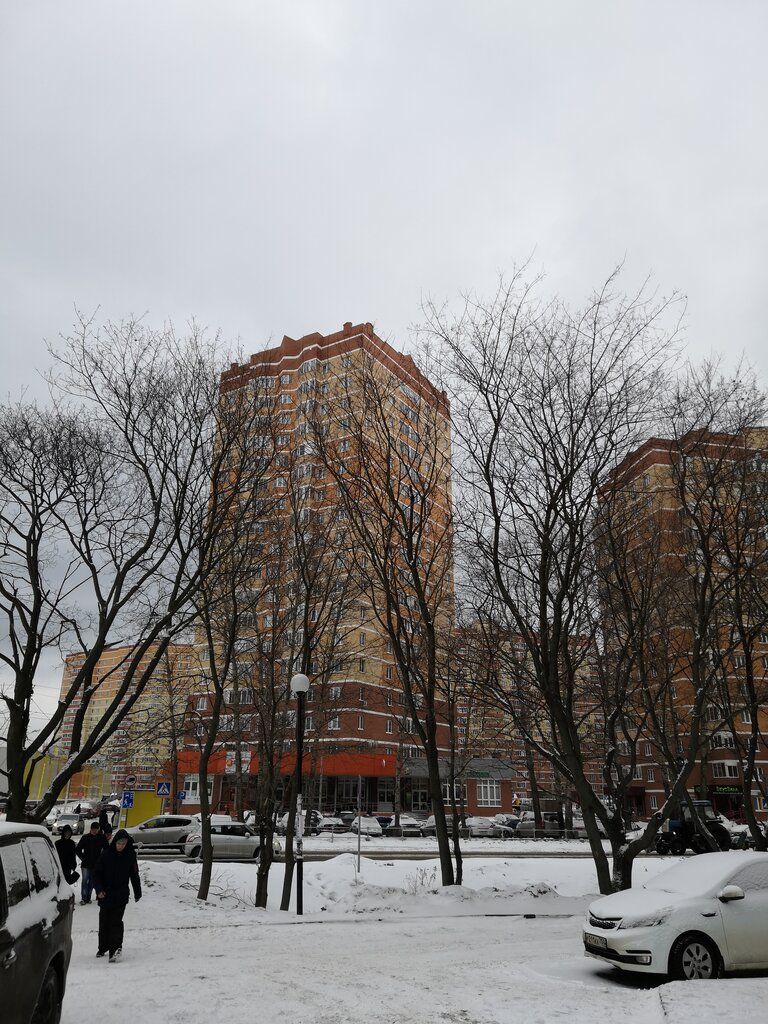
156,781,171,796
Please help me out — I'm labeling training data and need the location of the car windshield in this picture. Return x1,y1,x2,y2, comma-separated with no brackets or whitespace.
643,856,734,895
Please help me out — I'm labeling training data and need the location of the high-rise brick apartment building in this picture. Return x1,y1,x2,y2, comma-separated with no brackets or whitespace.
602,427,768,823
182,322,518,818
53,642,196,799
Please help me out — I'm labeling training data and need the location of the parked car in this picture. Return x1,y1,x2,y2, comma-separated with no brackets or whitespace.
465,816,501,838
125,814,197,851
492,813,519,835
384,815,423,837
316,816,349,834
515,812,562,838
0,822,75,1024
420,815,469,839
275,810,322,836
184,822,281,860
51,813,86,837
584,851,768,979
349,815,383,837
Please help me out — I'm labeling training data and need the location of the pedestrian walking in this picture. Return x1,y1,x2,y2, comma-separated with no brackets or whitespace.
99,805,111,832
55,825,79,885
93,828,142,963
76,821,108,904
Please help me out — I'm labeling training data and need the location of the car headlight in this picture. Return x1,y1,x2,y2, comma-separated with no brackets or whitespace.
187,833,201,843
618,909,672,929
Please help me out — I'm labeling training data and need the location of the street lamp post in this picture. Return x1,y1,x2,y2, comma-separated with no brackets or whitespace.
290,672,310,916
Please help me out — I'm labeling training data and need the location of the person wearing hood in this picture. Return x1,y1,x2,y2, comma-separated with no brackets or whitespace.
92,828,142,963
55,825,79,885
76,820,109,904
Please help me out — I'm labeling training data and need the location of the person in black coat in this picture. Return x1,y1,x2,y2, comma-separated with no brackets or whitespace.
55,825,79,885
76,821,109,904
92,828,142,962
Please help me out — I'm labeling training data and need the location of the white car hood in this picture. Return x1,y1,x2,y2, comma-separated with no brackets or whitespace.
588,887,688,919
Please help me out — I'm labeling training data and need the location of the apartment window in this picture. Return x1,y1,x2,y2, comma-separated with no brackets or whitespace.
278,413,291,425
386,691,393,706
330,686,341,701
476,779,501,808
387,639,393,654
359,632,366,646
647,767,655,782
650,795,658,811
386,719,393,734
196,696,207,711
328,716,340,730
185,776,213,801
357,715,364,731
644,742,652,757
280,373,291,384
733,654,747,669
305,715,313,731
359,605,367,621
442,782,467,803
632,766,642,780
358,684,366,702
275,477,287,488
306,687,315,702
741,709,753,724
280,394,292,405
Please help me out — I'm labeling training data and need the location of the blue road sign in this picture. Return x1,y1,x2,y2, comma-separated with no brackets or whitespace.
156,781,171,797
177,790,186,802
121,791,134,809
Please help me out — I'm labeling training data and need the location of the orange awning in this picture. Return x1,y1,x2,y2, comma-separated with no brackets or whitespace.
170,749,396,778
278,751,396,778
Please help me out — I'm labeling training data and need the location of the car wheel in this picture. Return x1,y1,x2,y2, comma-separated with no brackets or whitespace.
670,837,687,856
188,846,201,859
669,933,720,980
31,966,61,1024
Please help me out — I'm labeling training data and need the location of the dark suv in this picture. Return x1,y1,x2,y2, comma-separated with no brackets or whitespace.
0,822,74,1024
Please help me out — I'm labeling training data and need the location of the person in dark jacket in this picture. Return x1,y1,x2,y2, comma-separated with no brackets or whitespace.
76,821,109,904
55,825,79,885
99,805,111,832
92,828,142,962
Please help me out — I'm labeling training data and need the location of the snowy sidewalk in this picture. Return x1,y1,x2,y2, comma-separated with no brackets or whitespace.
60,856,768,1024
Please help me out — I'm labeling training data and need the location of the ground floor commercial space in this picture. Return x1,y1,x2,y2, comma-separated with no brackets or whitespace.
172,751,520,819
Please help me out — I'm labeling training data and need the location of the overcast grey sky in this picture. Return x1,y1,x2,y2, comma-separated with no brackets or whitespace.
2,0,767,401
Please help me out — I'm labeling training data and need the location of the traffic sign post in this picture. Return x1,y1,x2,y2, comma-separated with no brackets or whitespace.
121,791,134,809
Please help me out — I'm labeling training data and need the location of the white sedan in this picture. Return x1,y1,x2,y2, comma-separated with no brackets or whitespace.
349,816,383,837
184,822,282,860
584,851,768,979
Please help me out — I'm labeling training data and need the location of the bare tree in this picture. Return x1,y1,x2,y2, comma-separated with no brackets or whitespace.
314,350,457,885
0,316,245,823
428,268,687,892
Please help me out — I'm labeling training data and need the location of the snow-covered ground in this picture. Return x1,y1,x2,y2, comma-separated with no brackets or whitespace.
61,850,768,1024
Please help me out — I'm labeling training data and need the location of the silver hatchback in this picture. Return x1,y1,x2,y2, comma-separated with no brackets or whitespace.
125,815,196,851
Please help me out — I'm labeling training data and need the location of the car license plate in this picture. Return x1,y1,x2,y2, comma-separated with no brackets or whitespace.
584,932,607,949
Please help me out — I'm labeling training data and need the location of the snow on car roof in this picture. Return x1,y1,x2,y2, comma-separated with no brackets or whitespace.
644,850,768,894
